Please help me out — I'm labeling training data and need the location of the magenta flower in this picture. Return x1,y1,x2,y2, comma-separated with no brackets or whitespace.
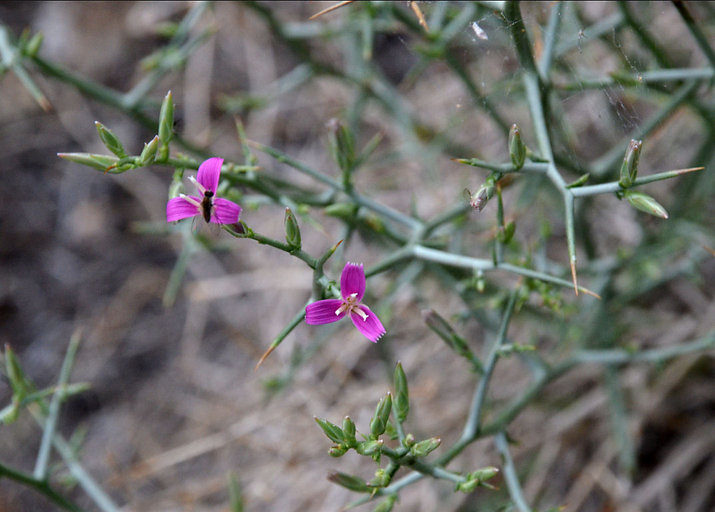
305,262,386,342
166,157,241,225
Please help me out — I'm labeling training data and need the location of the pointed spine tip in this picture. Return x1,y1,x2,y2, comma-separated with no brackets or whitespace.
254,345,276,370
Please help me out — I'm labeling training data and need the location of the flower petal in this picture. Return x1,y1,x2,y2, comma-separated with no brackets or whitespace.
196,157,223,193
350,305,385,343
210,197,241,224
305,299,347,325
340,262,366,301
166,196,200,222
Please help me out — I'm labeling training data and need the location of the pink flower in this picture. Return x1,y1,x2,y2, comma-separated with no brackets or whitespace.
305,262,386,342
166,157,241,224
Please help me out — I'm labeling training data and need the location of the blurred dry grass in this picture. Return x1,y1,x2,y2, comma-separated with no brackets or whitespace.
0,2,714,511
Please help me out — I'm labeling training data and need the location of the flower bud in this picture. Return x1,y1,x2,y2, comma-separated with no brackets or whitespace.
57,152,118,172
4,345,26,395
139,136,159,165
355,439,383,456
473,466,499,480
368,468,391,488
509,124,526,169
402,433,416,448
370,393,392,438
410,437,441,457
95,122,127,158
314,417,344,444
1,397,20,424
284,208,302,251
327,472,371,493
422,309,476,364
393,363,409,423
329,444,349,457
342,416,356,446
327,118,356,175
625,190,668,219
465,184,495,212
25,32,43,57
566,172,590,189
618,139,642,188
498,220,516,244
158,90,174,160
456,466,499,493
324,202,357,219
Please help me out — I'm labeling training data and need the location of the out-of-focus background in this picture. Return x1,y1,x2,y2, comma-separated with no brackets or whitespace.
0,2,714,511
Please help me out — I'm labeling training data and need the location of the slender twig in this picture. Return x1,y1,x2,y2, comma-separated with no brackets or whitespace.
538,1,564,80
466,290,518,437
495,431,532,512
29,395,121,512
34,330,82,481
0,462,83,512
570,167,703,197
554,67,714,90
671,0,715,71
412,244,600,297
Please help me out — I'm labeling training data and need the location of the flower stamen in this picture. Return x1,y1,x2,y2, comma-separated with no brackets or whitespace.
353,306,368,321
188,175,206,195
180,193,202,208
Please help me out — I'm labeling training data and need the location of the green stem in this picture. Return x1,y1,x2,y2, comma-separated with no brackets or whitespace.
570,167,703,197
571,331,715,364
34,331,81,481
495,431,532,512
29,406,121,512
411,245,595,295
671,1,715,71
455,159,550,175
223,224,318,268
604,365,635,475
455,289,519,449
537,1,564,79
554,67,714,90
0,462,83,512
